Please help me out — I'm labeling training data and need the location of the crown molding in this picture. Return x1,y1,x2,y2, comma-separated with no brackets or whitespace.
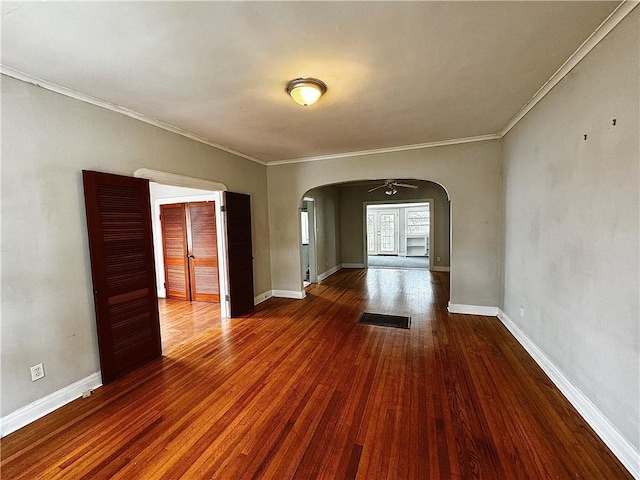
273,1,638,166
0,65,267,166
499,0,638,137
268,134,501,166
4,1,636,168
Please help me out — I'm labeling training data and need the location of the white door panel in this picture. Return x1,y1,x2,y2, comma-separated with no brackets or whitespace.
367,209,399,255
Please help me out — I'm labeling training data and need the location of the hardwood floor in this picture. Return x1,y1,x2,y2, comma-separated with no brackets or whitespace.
159,298,221,352
1,269,631,479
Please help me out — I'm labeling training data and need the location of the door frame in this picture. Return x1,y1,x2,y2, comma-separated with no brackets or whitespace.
300,196,318,285
363,199,434,270
135,169,231,318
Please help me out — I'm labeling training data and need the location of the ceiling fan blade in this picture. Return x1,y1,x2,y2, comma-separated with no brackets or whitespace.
368,184,388,193
393,182,418,189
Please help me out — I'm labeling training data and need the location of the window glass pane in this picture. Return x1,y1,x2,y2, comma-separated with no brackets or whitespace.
407,210,429,235
379,213,395,252
301,211,309,244
367,213,375,252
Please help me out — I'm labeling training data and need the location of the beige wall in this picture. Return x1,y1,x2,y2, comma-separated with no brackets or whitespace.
267,140,503,303
338,182,450,267
1,76,271,416
502,10,639,450
303,186,341,278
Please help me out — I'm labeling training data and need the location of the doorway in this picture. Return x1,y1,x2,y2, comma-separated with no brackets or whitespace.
365,201,432,270
149,183,225,352
301,197,317,287
160,201,220,303
367,209,399,255
83,169,256,381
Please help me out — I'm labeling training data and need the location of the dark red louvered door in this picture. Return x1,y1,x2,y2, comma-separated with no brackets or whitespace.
82,170,162,384
160,203,190,301
224,192,254,317
187,202,220,302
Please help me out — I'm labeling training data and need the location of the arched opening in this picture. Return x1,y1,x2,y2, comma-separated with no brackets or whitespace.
299,178,450,290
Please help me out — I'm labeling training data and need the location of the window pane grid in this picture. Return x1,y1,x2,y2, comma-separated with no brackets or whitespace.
407,210,429,235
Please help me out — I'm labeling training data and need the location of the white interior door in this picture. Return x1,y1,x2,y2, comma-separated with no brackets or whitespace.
367,209,399,255
378,211,398,254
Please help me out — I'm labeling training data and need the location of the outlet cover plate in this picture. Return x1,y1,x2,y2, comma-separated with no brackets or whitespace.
30,363,45,381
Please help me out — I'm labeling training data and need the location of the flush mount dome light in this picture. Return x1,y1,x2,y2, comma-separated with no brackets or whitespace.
286,78,327,106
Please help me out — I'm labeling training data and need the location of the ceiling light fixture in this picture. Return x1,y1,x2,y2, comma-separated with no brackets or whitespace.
385,186,398,195
286,78,327,106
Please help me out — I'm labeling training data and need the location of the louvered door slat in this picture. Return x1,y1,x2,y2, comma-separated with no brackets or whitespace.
160,204,189,300
83,170,162,384
187,202,220,302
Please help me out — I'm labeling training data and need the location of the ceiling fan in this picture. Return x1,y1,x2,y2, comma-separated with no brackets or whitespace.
368,180,418,195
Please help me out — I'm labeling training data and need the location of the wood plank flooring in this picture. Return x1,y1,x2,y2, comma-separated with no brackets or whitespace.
159,298,221,352
1,269,631,479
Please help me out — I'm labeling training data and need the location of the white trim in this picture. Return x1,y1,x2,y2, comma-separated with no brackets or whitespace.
342,263,365,269
364,199,434,270
3,3,634,169
144,175,230,319
0,372,102,437
152,192,220,298
497,310,640,479
432,266,450,272
265,3,638,166
272,289,306,299
254,290,273,305
317,264,342,282
499,1,638,137
134,169,228,192
447,303,499,316
0,65,266,166
269,134,500,166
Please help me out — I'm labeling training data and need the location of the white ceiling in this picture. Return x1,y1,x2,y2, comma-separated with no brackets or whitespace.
1,1,620,163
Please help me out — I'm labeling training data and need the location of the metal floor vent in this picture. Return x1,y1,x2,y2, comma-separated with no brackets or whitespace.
357,312,411,329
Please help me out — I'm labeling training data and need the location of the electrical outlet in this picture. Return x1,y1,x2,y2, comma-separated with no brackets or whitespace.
30,363,45,382
519,306,525,318
436,256,441,262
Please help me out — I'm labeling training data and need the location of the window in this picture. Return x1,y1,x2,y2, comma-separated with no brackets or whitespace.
406,209,429,235
301,211,309,244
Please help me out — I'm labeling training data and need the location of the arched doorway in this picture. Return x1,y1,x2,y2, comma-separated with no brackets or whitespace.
299,179,450,288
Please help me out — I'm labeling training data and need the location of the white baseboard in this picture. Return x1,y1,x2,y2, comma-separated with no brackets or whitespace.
497,310,639,479
447,302,499,316
272,289,306,299
317,264,342,282
253,290,273,305
0,372,102,437
432,266,450,272
342,263,365,269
